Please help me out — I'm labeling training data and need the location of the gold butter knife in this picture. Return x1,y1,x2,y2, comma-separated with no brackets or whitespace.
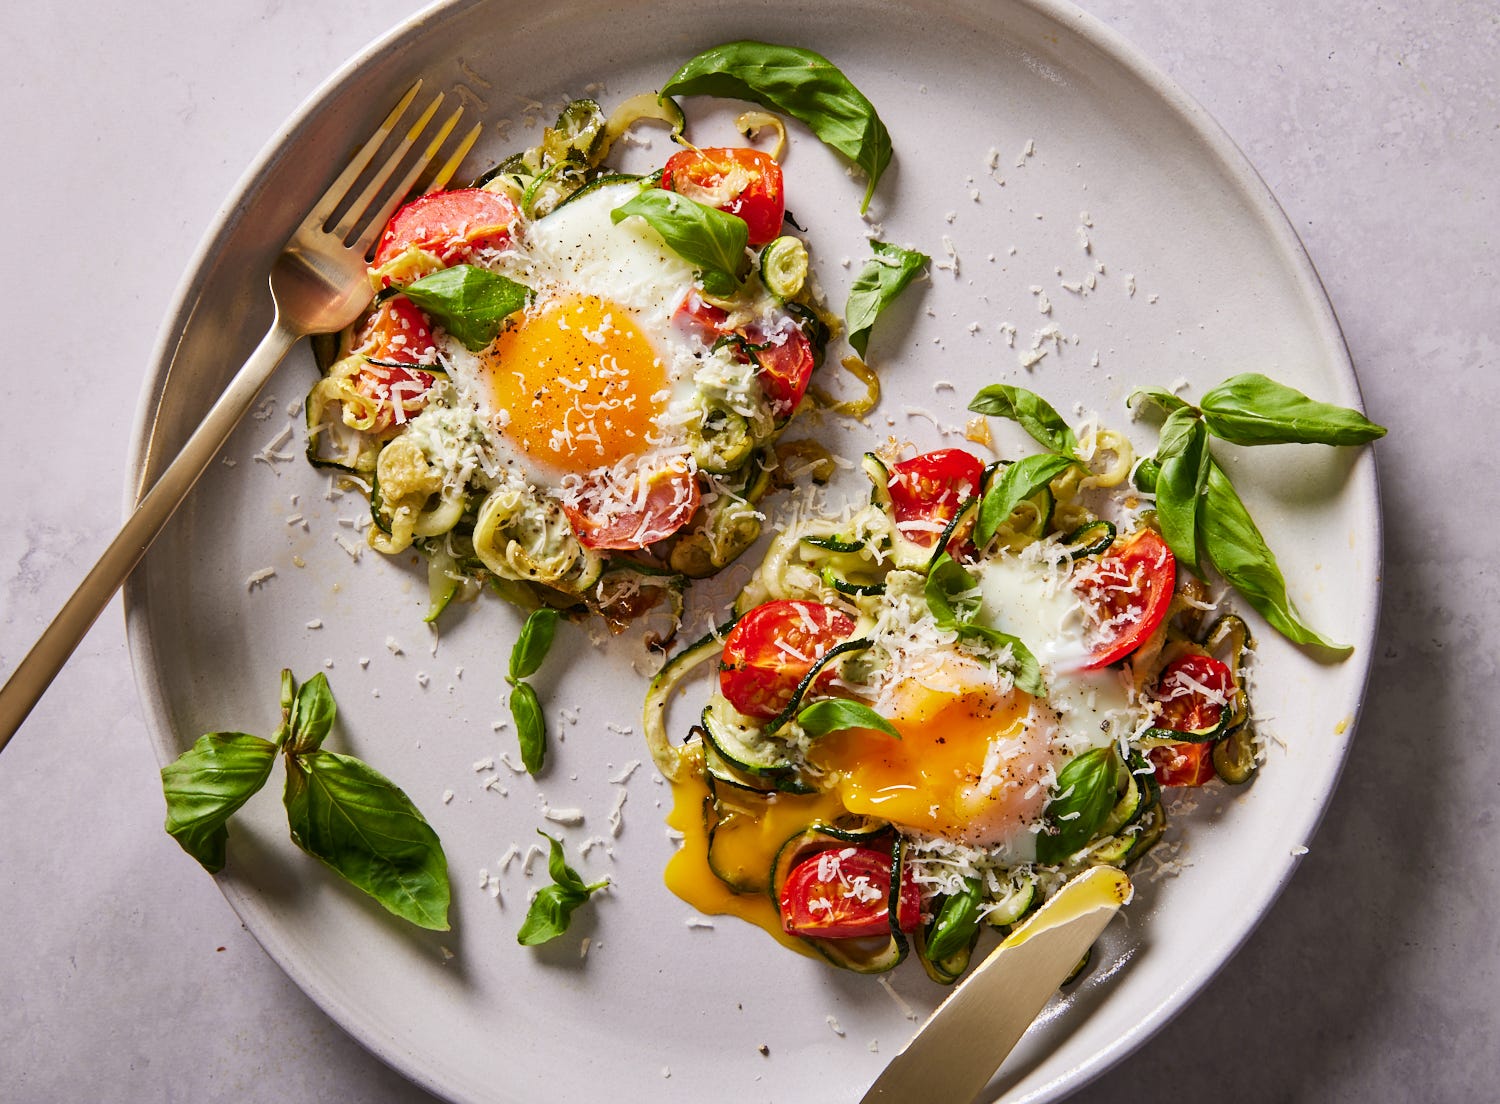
860,866,1132,1104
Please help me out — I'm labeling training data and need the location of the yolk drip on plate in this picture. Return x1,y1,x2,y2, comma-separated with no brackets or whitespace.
485,292,667,474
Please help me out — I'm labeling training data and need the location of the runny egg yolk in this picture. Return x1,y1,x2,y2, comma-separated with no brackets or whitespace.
808,652,1055,848
485,293,668,475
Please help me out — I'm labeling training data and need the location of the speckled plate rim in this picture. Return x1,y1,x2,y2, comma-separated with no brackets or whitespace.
122,2,1382,1102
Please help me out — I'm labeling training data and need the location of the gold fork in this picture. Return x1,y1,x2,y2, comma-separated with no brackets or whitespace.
0,81,479,751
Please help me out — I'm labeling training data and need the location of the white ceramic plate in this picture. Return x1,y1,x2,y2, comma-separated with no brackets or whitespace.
124,1,1380,1101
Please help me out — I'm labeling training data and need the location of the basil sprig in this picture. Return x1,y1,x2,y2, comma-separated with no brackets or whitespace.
160,671,450,930
400,264,531,351
1035,746,1121,865
661,41,893,212
796,698,901,739
1132,374,1387,655
845,242,929,357
925,553,1045,697
966,384,1085,546
611,188,748,296
517,831,609,946
507,609,561,774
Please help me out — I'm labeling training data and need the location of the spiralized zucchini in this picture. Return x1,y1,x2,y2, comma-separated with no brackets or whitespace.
808,355,881,419
472,483,603,593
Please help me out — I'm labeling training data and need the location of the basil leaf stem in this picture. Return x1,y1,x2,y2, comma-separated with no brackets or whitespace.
401,264,531,351
1198,460,1352,655
1035,747,1120,865
284,750,451,931
845,242,929,357
661,42,893,212
611,188,748,296
1199,373,1387,446
967,384,1082,457
796,699,901,739
975,452,1077,547
1152,408,1211,574
517,831,609,946
161,732,277,872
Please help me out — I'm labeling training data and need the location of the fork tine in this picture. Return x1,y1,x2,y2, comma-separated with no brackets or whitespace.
422,121,483,195
347,106,466,256
330,93,448,244
300,81,423,234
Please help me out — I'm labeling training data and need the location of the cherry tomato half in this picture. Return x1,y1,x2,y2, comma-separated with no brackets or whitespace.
350,299,437,432
887,449,984,549
779,846,921,939
562,458,701,551
1076,527,1176,669
372,188,519,269
1149,741,1217,787
748,322,816,418
661,147,785,246
1153,653,1235,735
671,289,730,344
719,600,856,721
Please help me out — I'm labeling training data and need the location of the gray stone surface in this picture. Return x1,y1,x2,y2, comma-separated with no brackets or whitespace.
1,0,1494,1101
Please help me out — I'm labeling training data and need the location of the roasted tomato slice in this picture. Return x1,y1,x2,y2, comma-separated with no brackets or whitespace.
746,320,815,418
672,289,730,343
1076,527,1176,669
661,147,785,245
350,299,437,431
562,457,701,551
887,448,984,549
1153,653,1235,736
719,600,856,721
779,846,921,939
1149,741,1217,787
372,188,519,268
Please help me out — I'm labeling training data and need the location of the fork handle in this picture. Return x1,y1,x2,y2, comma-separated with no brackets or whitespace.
0,316,300,753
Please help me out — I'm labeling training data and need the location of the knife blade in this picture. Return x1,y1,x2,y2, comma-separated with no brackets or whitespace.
859,866,1132,1104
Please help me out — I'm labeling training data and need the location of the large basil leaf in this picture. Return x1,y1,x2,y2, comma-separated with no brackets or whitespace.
401,264,530,351
1152,408,1211,573
283,751,451,931
661,42,893,212
975,451,1077,546
1199,373,1387,446
517,832,608,946
925,554,1045,697
1199,460,1352,655
796,699,901,739
967,384,1082,457
610,188,747,296
286,671,336,754
1035,747,1119,865
509,608,560,683
845,242,929,357
161,732,277,872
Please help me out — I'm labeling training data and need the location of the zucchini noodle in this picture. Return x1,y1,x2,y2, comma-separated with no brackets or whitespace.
734,110,787,161
808,355,881,419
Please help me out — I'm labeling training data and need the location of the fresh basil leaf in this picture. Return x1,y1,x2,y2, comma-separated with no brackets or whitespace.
1133,457,1161,495
1127,386,1192,415
161,732,277,873
1198,460,1352,655
845,242,929,357
283,750,451,931
975,452,1078,547
967,384,1081,458
1199,373,1387,446
510,680,547,775
661,41,893,213
1153,408,1211,574
517,831,608,946
401,264,530,351
925,876,983,962
509,608,560,682
279,669,296,714
287,671,336,754
1035,747,1120,865
796,699,901,739
925,554,1046,697
611,188,747,296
